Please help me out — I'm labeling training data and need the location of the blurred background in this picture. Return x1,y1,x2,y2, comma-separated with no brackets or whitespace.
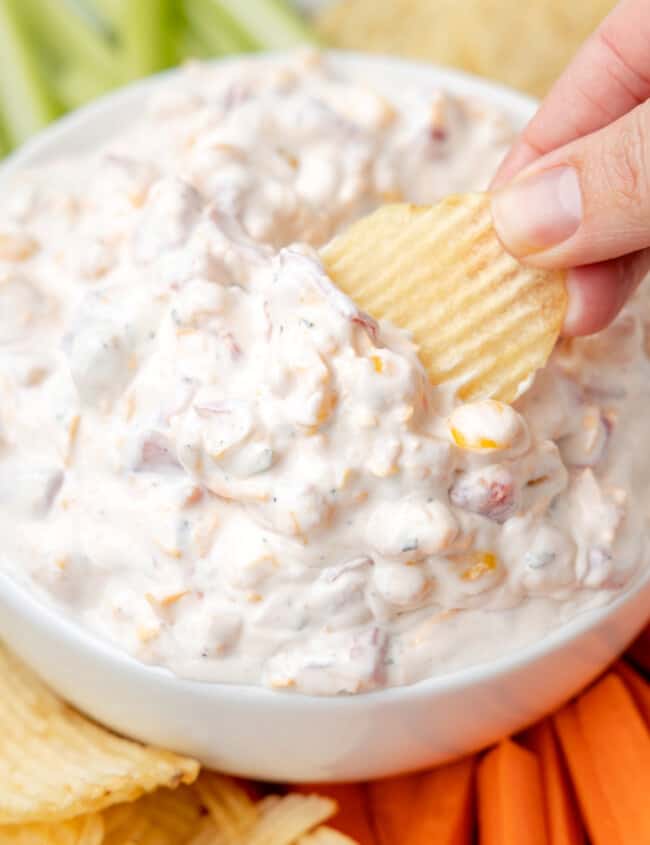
0,0,616,158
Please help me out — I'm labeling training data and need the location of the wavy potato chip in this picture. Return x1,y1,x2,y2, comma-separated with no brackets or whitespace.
0,643,199,825
194,773,258,838
0,813,104,845
322,194,566,403
102,784,205,845
318,0,616,98
243,794,336,845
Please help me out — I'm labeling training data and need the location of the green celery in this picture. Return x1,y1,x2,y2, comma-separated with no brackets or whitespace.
0,117,9,157
118,0,176,78
0,0,60,146
174,25,214,63
83,0,122,32
182,0,256,55
213,0,318,49
53,66,117,110
19,0,120,85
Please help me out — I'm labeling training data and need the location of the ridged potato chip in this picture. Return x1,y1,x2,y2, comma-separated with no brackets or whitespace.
0,643,199,825
0,813,104,845
194,772,258,837
322,194,566,403
102,784,204,845
243,794,336,845
318,0,615,98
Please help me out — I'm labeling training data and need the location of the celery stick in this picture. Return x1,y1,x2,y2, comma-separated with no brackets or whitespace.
0,118,9,157
214,0,318,49
0,0,60,146
118,0,175,78
53,66,116,110
82,0,122,32
174,25,214,63
182,0,256,55
19,0,120,84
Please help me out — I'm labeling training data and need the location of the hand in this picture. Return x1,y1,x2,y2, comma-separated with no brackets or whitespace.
490,0,650,336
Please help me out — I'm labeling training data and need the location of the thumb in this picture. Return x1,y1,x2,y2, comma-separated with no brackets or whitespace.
490,99,650,269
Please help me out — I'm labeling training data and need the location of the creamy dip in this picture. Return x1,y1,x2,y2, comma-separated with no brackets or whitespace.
0,52,648,695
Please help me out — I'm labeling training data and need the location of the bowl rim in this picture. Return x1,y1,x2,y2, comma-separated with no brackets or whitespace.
2,48,648,710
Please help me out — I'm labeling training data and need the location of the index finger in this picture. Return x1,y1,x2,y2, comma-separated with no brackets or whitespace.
492,0,650,187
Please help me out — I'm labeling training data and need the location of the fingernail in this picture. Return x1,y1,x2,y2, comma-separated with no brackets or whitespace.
563,271,585,335
491,166,583,256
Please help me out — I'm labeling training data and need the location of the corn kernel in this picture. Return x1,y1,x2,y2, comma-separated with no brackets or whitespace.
460,551,499,581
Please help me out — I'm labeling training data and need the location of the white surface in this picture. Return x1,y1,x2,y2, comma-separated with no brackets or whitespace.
1,51,649,781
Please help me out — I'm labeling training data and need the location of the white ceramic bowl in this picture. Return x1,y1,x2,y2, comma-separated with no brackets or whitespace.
1,52,649,783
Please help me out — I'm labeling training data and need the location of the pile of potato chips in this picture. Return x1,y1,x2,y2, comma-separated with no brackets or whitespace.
317,0,617,97
0,644,353,845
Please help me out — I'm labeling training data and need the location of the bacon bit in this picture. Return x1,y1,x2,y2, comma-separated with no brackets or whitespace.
271,677,296,689
65,415,81,466
221,331,241,359
23,366,48,387
527,475,549,487
250,553,279,569
339,467,353,489
146,590,189,608
137,624,160,644
351,312,379,344
409,609,460,646
369,461,399,479
397,404,415,423
124,393,137,421
183,486,204,507
290,511,308,545
196,514,220,557
154,541,183,560
128,187,148,208
0,232,39,261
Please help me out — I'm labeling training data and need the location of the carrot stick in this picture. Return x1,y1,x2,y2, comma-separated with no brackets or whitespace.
614,659,650,727
403,756,475,845
575,673,650,842
366,773,420,845
477,739,547,845
627,623,650,675
294,783,377,845
554,701,622,844
522,720,585,845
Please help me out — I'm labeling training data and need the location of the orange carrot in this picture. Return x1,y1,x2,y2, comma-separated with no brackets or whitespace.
401,756,475,845
477,739,547,845
575,673,650,842
294,783,377,845
614,659,650,727
366,772,420,845
554,701,622,844
627,623,650,675
522,720,585,845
